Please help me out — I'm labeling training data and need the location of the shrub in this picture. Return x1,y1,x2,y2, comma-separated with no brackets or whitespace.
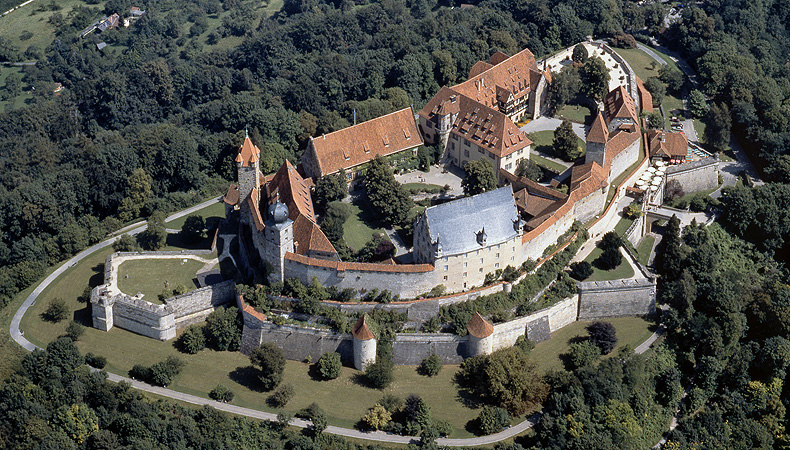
173,284,189,296
586,321,618,354
567,340,601,370
362,404,391,430
44,298,69,322
268,383,295,408
205,306,242,351
181,215,206,243
209,384,235,403
250,342,286,390
316,352,342,380
419,353,443,377
113,234,141,252
377,394,403,412
177,325,206,354
435,420,453,437
65,321,85,341
569,261,593,280
404,394,432,429
158,288,174,302
476,406,511,435
148,356,186,386
365,357,394,389
84,353,106,369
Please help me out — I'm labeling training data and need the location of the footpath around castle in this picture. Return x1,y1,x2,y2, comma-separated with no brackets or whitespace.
11,40,721,443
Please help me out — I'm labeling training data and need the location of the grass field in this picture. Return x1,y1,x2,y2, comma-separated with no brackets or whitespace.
614,215,635,236
636,235,655,266
557,103,596,125
343,199,389,251
530,154,567,174
117,258,205,301
530,316,655,373
583,246,635,281
166,201,226,229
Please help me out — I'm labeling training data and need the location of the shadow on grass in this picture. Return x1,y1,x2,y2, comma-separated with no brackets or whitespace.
73,306,92,327
166,233,213,250
229,366,266,392
89,264,105,288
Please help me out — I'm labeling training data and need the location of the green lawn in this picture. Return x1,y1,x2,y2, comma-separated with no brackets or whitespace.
583,246,635,281
557,103,596,125
530,316,655,374
343,199,389,251
613,215,635,236
166,201,227,229
636,235,655,266
693,119,707,144
402,183,444,195
117,258,205,302
529,154,567,174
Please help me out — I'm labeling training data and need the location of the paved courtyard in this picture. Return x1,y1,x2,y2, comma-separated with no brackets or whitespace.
394,163,465,194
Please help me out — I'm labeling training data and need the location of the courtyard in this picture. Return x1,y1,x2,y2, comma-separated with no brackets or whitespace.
117,258,206,303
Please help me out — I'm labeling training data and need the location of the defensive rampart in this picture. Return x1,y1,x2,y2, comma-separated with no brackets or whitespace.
91,251,234,340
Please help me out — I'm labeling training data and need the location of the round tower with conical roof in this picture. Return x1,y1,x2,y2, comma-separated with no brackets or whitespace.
467,311,494,357
235,135,261,208
352,314,377,371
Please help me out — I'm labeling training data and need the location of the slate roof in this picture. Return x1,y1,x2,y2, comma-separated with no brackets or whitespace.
307,107,422,177
422,186,520,256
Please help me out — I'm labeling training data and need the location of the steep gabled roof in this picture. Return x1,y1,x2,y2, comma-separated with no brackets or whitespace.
605,126,641,162
587,113,609,144
450,96,532,158
235,136,260,167
467,312,494,338
469,61,494,78
418,86,461,122
604,86,639,125
647,129,688,159
223,184,239,206
248,189,264,231
293,214,336,256
569,162,608,195
265,159,315,223
309,108,422,177
452,48,540,109
635,77,654,114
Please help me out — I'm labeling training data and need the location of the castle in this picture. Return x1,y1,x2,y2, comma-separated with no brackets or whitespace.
223,47,646,300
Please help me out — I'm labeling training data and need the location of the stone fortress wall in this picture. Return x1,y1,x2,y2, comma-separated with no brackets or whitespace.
665,157,719,195
91,251,235,340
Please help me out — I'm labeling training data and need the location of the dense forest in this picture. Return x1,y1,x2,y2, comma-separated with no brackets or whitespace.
4,0,790,447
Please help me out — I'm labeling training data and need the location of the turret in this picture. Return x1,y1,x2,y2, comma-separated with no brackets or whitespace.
262,198,294,284
235,135,261,207
466,312,494,357
352,315,377,371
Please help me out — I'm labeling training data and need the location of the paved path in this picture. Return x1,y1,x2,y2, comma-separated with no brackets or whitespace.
9,192,669,446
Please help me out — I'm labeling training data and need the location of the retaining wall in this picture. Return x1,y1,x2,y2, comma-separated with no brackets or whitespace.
665,157,718,195
577,278,656,320
490,296,579,351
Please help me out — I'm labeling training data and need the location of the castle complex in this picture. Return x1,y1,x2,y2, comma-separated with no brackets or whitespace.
222,46,648,299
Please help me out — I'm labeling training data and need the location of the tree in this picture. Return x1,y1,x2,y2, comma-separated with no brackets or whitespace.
624,203,642,219
357,235,395,262
204,306,241,351
118,168,153,221
704,102,731,151
365,353,394,388
149,356,186,386
547,66,582,114
587,321,618,354
53,404,99,444
139,211,167,250
569,261,593,280
553,120,582,161
419,353,442,377
180,215,206,243
664,179,685,201
658,65,686,95
321,201,351,246
364,156,413,227
567,340,601,369
46,336,84,372
476,406,511,435
362,404,392,430
515,159,542,181
571,44,588,64
644,77,666,106
65,321,85,341
268,383,295,407
688,89,709,118
404,394,432,429
313,171,348,212
177,325,206,354
209,384,235,402
316,352,342,379
250,342,286,390
44,298,69,322
581,57,610,101
647,111,664,129
113,234,141,252
461,159,497,196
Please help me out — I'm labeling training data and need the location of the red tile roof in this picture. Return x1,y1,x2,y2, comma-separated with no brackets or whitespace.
292,214,336,256
352,315,375,340
647,129,688,160
307,108,422,177
235,136,260,167
469,61,494,78
248,189,264,231
418,86,462,123
451,96,532,158
223,184,239,206
452,48,540,109
604,86,639,126
467,312,494,338
587,113,609,144
635,77,653,114
604,126,641,163
265,159,315,223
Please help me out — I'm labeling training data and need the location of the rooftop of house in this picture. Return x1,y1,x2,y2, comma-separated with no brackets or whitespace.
352,315,375,340
604,86,639,126
422,186,520,256
635,77,653,114
647,129,689,160
265,159,315,223
587,113,609,144
452,48,541,109
308,107,422,176
450,96,532,158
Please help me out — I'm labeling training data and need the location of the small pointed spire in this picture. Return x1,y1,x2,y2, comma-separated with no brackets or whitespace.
245,124,249,138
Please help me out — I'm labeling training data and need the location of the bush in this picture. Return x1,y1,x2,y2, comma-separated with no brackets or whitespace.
377,394,403,412
418,353,443,377
181,215,206,243
362,404,391,430
84,353,106,369
268,383,295,408
44,298,69,322
209,384,235,403
476,406,511,435
250,342,286,390
316,352,342,380
113,234,141,252
567,340,601,370
149,356,186,386
586,321,618,354
65,321,85,341
177,325,206,354
569,261,593,280
365,357,394,389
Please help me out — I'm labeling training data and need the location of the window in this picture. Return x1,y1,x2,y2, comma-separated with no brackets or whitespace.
479,268,483,272
505,163,512,170
444,265,448,271
496,253,500,258
488,153,494,159
443,276,448,281
464,150,470,157
463,272,468,277
464,262,468,267
451,143,456,150
480,258,483,264
495,263,500,268
478,147,484,154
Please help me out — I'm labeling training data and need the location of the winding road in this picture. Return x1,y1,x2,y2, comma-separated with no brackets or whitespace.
9,198,667,445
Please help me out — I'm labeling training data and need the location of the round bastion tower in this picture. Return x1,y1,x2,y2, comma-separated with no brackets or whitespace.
352,315,377,371
263,200,294,285
466,312,494,357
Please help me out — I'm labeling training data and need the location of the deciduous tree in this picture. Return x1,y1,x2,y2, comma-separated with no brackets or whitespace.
250,342,286,390
461,159,497,196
